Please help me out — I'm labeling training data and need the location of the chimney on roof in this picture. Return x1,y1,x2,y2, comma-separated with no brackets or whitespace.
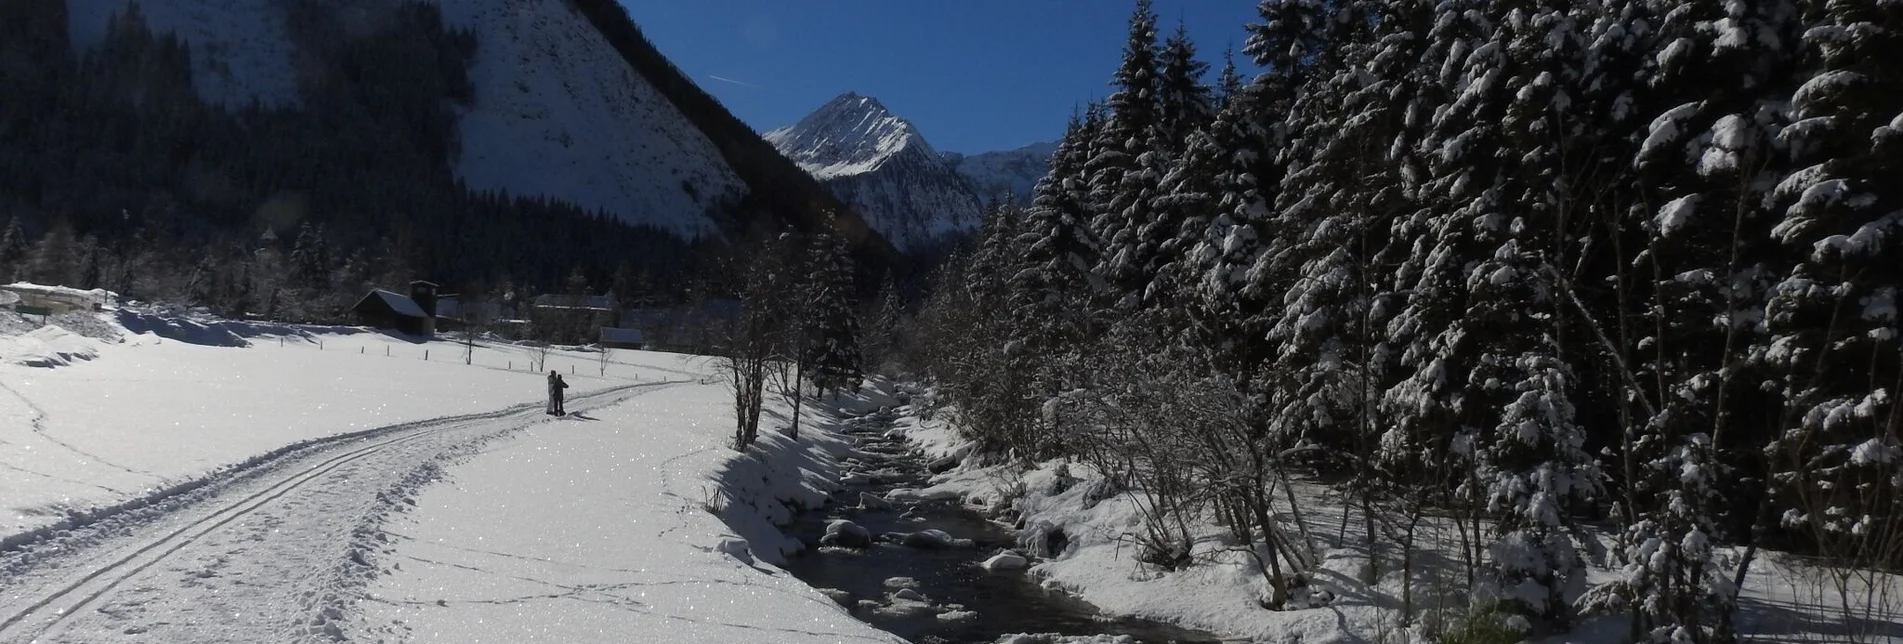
410,280,439,318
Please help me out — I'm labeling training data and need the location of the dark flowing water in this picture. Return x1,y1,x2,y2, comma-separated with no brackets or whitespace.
779,407,1225,644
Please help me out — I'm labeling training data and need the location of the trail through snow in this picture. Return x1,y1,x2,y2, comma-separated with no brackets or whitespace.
352,373,902,644
0,383,681,643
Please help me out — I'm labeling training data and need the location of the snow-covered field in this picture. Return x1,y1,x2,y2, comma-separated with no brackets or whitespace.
0,306,901,643
0,309,693,539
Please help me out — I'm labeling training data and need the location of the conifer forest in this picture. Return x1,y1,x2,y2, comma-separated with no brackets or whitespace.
895,1,1902,640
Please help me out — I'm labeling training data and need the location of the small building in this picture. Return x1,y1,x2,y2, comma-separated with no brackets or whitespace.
351,280,440,336
3,282,113,314
599,327,645,350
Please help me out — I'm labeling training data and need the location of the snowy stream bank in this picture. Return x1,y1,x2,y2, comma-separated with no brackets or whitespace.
717,382,1224,644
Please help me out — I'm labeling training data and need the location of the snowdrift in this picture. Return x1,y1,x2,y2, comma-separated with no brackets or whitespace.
703,381,904,566
1,326,103,368
114,309,358,348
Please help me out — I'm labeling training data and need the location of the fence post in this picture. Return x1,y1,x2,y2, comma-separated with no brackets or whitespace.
386,346,390,357
425,350,430,361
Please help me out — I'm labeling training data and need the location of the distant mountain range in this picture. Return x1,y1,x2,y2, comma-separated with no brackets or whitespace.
944,141,1059,207
766,92,1052,253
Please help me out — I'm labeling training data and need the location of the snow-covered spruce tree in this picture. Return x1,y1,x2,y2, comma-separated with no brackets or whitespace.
1157,22,1214,157
286,222,336,319
1013,142,1103,458
1077,102,1113,218
1019,113,1102,349
1242,0,1333,108
1277,0,1447,620
1089,0,1166,310
1377,0,1501,596
1762,0,1903,593
1373,0,1607,630
1568,1,1806,640
861,274,905,373
926,205,1051,458
1469,1,1608,631
1243,0,1386,576
1152,104,1232,315
1188,0,1338,371
1182,85,1272,371
805,231,862,397
289,222,329,293
1134,22,1214,312
1214,46,1244,110
1097,127,1177,312
1253,0,1448,601
1268,0,1418,398
1035,110,1095,219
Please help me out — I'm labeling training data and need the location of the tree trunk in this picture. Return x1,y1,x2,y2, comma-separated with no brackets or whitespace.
788,366,805,440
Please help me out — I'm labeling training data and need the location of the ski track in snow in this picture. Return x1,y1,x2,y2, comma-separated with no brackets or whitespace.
0,381,685,644
0,462,129,497
0,380,157,481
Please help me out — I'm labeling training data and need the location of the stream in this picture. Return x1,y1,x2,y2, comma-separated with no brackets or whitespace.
779,405,1227,644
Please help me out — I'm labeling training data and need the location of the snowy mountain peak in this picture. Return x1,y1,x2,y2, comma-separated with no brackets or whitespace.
765,92,936,180
765,92,983,254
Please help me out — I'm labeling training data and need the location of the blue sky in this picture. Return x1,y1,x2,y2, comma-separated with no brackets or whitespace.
619,1,1263,155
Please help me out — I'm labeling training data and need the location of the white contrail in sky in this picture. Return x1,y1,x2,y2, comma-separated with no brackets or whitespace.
708,75,765,90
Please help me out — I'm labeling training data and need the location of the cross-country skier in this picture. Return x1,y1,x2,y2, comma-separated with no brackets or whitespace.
547,370,568,415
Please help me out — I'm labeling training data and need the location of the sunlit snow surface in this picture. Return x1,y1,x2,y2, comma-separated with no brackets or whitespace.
354,381,902,644
0,308,896,643
0,313,691,537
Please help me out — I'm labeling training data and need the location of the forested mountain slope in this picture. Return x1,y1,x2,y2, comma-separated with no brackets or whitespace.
0,0,893,320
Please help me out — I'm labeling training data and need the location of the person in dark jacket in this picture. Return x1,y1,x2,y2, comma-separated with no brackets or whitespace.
547,370,568,415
